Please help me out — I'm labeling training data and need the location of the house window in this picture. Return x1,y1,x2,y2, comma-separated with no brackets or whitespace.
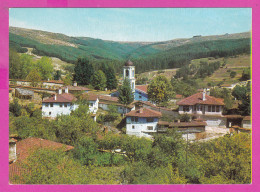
212,105,216,112
132,125,135,129
183,106,190,112
208,105,211,112
64,104,67,108
50,103,53,107
49,112,51,115
60,104,63,108
147,117,154,122
139,95,142,99
216,106,220,112
147,126,153,130
131,117,138,122
90,103,94,107
45,103,49,107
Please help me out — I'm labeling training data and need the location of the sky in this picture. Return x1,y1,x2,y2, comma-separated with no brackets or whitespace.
9,8,252,42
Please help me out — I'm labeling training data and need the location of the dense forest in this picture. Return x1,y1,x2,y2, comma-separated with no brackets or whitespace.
10,27,251,74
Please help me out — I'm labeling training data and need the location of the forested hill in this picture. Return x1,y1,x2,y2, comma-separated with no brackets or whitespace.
9,26,251,72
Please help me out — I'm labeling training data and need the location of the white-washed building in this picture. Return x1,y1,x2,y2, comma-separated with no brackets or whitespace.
125,107,162,138
42,87,78,118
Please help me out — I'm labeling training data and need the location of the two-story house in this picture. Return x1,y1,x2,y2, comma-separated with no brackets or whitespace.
125,107,162,138
42,87,78,118
177,90,226,127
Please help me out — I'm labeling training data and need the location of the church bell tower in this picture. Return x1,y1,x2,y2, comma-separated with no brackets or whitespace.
123,60,135,93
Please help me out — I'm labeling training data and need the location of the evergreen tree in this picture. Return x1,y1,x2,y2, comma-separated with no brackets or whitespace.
91,70,107,90
74,58,94,85
118,79,134,113
106,67,118,90
54,70,62,80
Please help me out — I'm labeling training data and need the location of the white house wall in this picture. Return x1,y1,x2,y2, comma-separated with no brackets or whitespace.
88,99,99,114
42,103,79,118
126,117,159,138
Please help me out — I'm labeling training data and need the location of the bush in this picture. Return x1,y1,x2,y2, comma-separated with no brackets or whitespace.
230,71,237,78
9,99,22,117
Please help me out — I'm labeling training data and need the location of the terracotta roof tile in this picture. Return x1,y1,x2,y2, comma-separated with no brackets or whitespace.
243,116,251,121
170,121,207,127
135,85,148,93
126,107,162,117
43,93,77,103
177,93,224,106
61,86,90,91
15,137,74,162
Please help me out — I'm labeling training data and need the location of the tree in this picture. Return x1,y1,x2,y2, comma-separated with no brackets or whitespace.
241,68,250,81
74,58,94,85
232,85,247,100
54,70,61,80
9,99,22,117
106,67,118,90
36,57,53,80
118,79,134,113
26,69,42,87
148,75,174,105
230,71,237,78
9,49,22,79
63,73,72,86
20,54,35,79
91,70,107,90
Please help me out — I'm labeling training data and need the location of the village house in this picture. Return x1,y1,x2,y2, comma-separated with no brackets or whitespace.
81,93,99,114
177,90,226,127
125,107,162,138
9,137,74,184
42,87,78,118
15,88,34,100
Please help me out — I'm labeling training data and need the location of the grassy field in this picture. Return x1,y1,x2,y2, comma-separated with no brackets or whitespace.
137,54,250,88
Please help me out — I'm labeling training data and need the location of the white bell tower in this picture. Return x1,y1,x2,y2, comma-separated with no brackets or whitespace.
123,60,135,93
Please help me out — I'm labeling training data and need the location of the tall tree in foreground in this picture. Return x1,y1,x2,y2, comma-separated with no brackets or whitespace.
148,75,174,106
118,79,134,114
36,56,53,80
74,58,94,85
91,70,107,90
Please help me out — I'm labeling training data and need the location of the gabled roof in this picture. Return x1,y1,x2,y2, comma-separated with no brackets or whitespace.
177,93,224,106
135,85,148,94
43,93,77,103
82,93,99,101
126,107,162,118
243,116,251,121
61,85,90,91
15,137,74,161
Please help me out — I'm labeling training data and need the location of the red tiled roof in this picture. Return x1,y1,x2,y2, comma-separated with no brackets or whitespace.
9,137,74,184
177,93,224,106
43,93,77,103
170,121,207,127
45,80,64,84
98,95,119,102
158,120,207,127
135,85,148,93
243,116,251,121
61,86,90,91
82,93,99,101
15,137,74,162
126,107,162,118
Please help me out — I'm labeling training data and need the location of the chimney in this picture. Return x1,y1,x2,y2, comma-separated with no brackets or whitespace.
139,108,143,113
54,94,57,100
206,88,210,96
65,87,69,94
73,81,77,87
58,88,62,94
203,89,206,101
